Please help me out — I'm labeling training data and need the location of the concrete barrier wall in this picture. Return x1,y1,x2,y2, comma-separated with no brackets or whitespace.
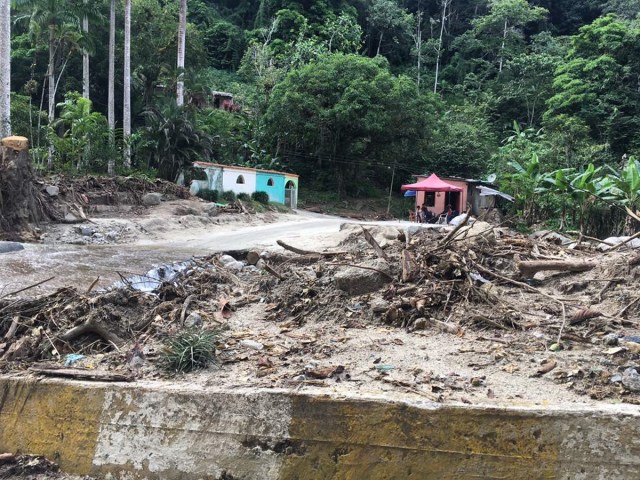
1,377,639,479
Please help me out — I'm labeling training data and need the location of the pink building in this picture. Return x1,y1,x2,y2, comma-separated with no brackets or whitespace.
413,176,468,216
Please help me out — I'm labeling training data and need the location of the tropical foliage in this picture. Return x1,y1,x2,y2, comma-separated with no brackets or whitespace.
2,0,640,234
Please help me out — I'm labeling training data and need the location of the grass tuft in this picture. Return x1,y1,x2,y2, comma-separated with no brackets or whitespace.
160,330,218,373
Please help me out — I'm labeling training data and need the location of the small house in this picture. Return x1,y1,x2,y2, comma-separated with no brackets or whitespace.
190,161,299,207
412,175,505,216
211,91,236,111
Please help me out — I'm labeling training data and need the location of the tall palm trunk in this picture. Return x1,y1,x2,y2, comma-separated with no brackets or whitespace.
0,0,11,138
123,0,131,168
107,0,115,175
82,10,89,100
176,0,187,106
47,25,55,170
498,19,507,73
433,0,450,94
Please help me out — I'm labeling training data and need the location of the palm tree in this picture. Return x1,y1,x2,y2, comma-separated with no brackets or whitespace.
123,0,131,168
176,0,187,106
0,0,10,138
107,0,115,175
15,0,81,168
136,100,213,181
81,1,89,100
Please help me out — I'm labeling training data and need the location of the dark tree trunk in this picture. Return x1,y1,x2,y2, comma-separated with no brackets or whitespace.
0,137,49,235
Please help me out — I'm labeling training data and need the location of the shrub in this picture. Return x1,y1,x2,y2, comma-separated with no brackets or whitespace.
160,330,218,373
222,190,237,202
237,192,250,201
196,189,218,202
251,191,270,204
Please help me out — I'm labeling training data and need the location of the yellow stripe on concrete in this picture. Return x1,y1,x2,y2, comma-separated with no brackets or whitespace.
280,396,560,479
1,377,640,479
0,378,104,474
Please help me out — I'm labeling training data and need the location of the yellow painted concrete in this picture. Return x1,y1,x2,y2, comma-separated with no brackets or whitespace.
281,396,560,479
0,378,104,474
1,378,638,479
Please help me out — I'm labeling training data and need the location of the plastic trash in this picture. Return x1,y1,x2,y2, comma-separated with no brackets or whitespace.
64,354,85,367
239,339,264,350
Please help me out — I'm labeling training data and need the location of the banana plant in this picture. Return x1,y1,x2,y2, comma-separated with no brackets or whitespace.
605,158,640,231
542,167,575,230
568,164,614,235
505,152,545,224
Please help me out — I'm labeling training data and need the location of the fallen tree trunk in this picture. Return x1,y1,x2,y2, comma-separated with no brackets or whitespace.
276,240,345,257
517,260,596,278
30,367,134,382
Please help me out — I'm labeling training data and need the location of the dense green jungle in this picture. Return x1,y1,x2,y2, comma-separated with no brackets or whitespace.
2,0,640,234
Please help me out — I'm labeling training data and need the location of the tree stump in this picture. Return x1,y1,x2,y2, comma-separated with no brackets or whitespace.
0,136,48,234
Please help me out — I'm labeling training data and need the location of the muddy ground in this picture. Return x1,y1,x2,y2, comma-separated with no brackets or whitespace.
2,205,640,409
3,176,640,480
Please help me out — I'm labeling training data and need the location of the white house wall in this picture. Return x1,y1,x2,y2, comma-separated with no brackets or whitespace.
222,168,257,195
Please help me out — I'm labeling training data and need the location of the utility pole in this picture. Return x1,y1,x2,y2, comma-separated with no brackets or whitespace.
387,160,397,214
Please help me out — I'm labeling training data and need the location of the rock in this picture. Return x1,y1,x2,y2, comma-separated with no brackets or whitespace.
369,298,389,313
142,192,163,206
530,230,573,246
256,259,266,269
622,367,640,392
64,213,78,222
598,236,640,251
246,250,261,266
92,232,104,240
339,224,401,248
203,203,219,217
184,312,203,329
449,214,473,227
0,241,24,254
334,259,391,296
603,333,619,346
455,221,496,245
413,317,428,330
44,185,59,197
226,261,244,272
80,226,93,236
219,254,237,266
106,230,118,241
174,206,200,216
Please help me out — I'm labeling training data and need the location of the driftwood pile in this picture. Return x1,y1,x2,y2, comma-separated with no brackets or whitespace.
2,219,640,400
0,256,243,369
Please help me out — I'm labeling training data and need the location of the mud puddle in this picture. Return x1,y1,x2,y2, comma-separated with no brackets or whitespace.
0,243,189,295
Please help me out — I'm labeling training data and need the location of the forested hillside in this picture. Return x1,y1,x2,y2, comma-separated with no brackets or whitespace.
2,0,640,206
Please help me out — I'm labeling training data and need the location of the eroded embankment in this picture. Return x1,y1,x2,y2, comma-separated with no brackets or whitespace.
1,377,639,480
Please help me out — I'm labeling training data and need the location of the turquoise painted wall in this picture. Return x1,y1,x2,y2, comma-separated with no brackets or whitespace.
256,172,285,203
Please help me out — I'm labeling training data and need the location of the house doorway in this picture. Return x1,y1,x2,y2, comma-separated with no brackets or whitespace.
285,180,298,209
444,192,461,212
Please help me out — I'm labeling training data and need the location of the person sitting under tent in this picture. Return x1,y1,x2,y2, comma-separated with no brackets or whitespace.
447,206,459,224
421,205,433,223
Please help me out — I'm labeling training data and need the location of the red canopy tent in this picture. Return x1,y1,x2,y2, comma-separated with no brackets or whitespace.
400,173,463,192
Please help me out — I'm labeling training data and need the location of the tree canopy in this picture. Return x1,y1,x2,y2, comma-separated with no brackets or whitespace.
4,0,640,202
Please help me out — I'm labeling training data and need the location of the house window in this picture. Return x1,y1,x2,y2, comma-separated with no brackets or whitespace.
236,175,244,184
425,192,435,207
267,178,274,186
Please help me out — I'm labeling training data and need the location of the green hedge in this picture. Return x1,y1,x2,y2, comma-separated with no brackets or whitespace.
251,191,270,204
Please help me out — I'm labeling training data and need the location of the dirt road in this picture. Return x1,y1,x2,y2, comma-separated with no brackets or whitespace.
0,210,425,295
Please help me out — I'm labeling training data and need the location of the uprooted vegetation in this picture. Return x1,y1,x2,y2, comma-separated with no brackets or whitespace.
2,219,640,403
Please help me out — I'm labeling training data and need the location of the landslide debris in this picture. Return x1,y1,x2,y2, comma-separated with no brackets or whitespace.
2,220,640,404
